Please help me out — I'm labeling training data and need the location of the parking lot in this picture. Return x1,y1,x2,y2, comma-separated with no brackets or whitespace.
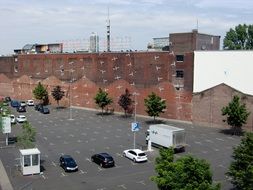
0,105,241,190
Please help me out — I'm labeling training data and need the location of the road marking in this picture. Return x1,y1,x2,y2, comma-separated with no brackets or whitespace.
105,146,110,150
38,121,42,124
60,153,65,155
81,133,87,136
94,131,99,134
218,164,225,168
194,141,202,145
103,137,108,139
43,125,48,128
77,139,82,143
79,170,87,174
216,138,225,141
37,132,42,135
40,174,46,179
44,154,49,158
85,140,89,143
119,145,124,148
69,134,74,137
49,142,55,146
115,135,121,138
117,129,122,132
97,188,107,190
136,180,146,185
51,162,56,167
43,137,48,141
49,120,53,123
63,141,69,144
98,167,104,172
56,136,61,138
116,153,122,157
61,172,67,177
117,184,127,189
227,136,235,140
201,151,208,154
91,138,96,141
50,131,55,134
86,158,91,162
90,148,95,152
75,150,80,154
214,148,219,151
205,139,213,143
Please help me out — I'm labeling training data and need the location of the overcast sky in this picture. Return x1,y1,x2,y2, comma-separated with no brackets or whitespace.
0,0,252,55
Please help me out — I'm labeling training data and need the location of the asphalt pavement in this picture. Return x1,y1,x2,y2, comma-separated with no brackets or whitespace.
0,105,241,190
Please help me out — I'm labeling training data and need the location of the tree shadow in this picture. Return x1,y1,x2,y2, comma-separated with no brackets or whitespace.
145,119,166,125
219,128,244,136
55,106,67,110
96,112,114,116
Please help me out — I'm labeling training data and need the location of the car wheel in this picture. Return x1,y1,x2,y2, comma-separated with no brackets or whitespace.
133,158,136,163
123,153,126,157
100,163,103,168
91,158,94,162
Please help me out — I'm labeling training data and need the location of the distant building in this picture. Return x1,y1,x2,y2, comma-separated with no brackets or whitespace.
14,43,63,54
169,29,220,53
89,32,99,53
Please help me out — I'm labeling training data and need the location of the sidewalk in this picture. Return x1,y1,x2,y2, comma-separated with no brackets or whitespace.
0,159,13,190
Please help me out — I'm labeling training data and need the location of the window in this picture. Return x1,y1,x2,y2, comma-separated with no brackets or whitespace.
24,155,31,167
32,154,39,166
176,55,184,62
176,70,184,78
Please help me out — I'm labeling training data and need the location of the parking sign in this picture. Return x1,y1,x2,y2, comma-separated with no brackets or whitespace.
131,122,140,132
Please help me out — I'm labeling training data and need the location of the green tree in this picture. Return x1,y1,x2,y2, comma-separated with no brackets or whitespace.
227,132,253,190
221,95,250,135
33,82,49,105
94,88,113,114
0,101,11,130
152,148,220,190
51,85,65,107
17,122,36,149
144,92,166,121
223,24,253,50
118,88,133,117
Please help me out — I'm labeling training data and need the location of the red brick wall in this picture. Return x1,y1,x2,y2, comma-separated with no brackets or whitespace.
0,52,193,122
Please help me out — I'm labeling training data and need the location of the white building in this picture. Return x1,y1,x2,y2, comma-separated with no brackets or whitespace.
194,50,253,95
90,32,99,53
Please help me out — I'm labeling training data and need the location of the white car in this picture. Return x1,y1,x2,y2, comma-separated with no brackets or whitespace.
123,149,148,163
20,101,26,107
27,100,34,106
16,115,27,123
10,114,16,124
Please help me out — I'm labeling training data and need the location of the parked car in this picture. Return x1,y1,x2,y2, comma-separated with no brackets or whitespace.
11,100,20,108
59,155,78,172
123,149,148,163
20,101,26,107
35,104,43,111
4,97,11,102
40,107,50,114
16,115,27,123
17,106,26,112
27,100,34,106
91,153,115,168
10,114,16,124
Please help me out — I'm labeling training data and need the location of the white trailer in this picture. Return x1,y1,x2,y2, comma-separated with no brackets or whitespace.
146,124,186,151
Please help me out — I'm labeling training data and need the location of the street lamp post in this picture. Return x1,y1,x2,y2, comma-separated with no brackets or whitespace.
133,92,138,149
68,62,74,120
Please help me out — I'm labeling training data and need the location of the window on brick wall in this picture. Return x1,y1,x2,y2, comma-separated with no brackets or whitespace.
176,55,184,62
176,70,184,78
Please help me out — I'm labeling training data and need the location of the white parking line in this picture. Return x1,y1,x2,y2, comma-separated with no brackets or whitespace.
49,120,53,123
116,153,122,157
90,148,95,152
117,129,122,132
97,188,107,190
205,139,213,143
86,158,91,162
77,139,82,143
136,180,146,185
216,138,225,141
194,141,202,145
61,172,67,177
81,133,87,136
43,137,48,141
51,162,57,167
94,131,99,134
103,137,108,139
75,150,80,154
214,148,219,151
115,135,121,138
227,136,235,140
41,174,47,179
105,147,110,150
63,141,69,144
117,184,127,189
85,140,89,143
49,142,55,146
56,136,61,138
201,151,208,154
38,121,42,124
79,170,87,174
69,134,74,137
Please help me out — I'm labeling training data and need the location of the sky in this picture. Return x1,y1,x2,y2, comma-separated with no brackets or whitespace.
0,0,252,55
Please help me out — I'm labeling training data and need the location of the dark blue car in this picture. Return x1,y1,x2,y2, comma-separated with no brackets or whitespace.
11,100,20,108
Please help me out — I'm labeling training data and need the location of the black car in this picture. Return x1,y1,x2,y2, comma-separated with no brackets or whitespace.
16,106,26,112
91,153,115,168
59,155,78,172
35,104,43,111
40,107,50,114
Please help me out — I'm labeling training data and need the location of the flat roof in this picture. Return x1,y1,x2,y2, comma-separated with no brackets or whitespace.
20,148,40,155
150,124,184,132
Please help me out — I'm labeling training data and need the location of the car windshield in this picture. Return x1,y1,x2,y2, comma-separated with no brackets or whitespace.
44,108,49,111
138,153,146,156
20,116,25,119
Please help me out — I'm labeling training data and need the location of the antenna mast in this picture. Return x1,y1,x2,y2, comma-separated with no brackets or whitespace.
106,7,110,52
